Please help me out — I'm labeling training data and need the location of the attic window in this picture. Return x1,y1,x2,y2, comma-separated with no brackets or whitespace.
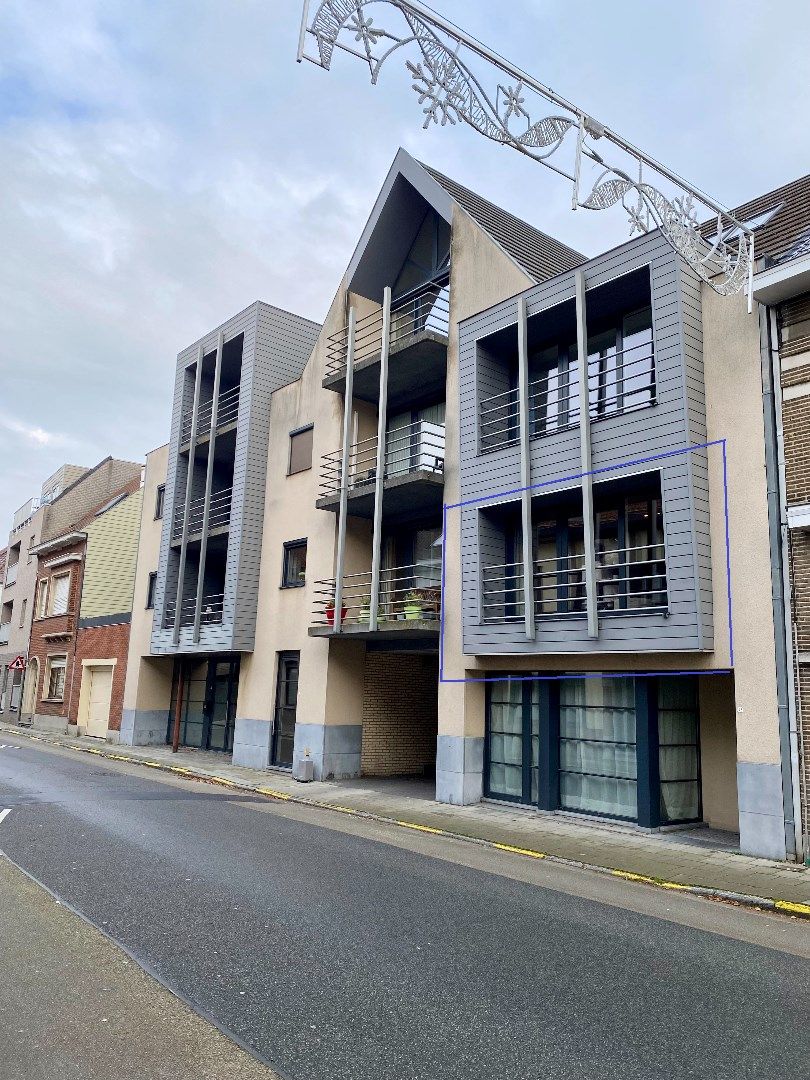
706,203,783,244
393,208,450,298
95,493,127,517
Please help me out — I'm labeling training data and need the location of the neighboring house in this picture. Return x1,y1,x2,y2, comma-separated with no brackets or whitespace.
0,463,91,715
747,174,810,862
17,459,142,732
121,148,809,863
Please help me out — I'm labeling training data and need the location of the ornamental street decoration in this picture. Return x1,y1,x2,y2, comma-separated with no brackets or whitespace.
297,0,754,302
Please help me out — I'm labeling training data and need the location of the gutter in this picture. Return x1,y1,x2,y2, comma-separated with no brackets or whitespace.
759,303,804,862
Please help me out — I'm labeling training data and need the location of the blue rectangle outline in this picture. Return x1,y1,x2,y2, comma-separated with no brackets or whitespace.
439,438,733,684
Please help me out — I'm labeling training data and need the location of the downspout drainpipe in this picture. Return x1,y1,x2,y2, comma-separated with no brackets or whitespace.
763,305,804,861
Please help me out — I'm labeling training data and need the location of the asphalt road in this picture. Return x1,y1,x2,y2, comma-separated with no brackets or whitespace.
0,734,808,1080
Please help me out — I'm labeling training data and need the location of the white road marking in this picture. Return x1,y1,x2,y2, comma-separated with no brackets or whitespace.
0,809,11,825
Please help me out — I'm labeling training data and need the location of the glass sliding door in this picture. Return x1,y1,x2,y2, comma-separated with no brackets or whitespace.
658,676,701,823
485,679,541,803
272,652,300,768
558,677,638,820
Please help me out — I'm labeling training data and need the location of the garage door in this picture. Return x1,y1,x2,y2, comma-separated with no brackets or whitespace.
86,666,113,738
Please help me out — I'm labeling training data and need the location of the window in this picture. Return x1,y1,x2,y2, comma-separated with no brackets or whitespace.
155,484,165,520
45,656,67,701
19,598,26,629
27,535,34,564
282,540,307,588
49,572,70,616
288,426,313,475
146,572,157,609
37,579,48,618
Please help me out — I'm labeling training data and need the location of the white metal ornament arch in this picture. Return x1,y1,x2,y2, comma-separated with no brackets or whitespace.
297,0,754,304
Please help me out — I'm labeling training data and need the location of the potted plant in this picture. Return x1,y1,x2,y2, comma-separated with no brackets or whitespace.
358,594,371,625
324,595,347,627
403,591,422,621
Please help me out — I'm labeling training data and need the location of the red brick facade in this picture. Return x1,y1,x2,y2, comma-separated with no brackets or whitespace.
69,621,131,732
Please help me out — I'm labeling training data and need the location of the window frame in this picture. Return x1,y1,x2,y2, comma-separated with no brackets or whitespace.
44,655,68,702
287,424,314,476
154,484,165,520
19,598,27,629
48,571,71,616
281,539,308,589
146,571,158,610
37,579,49,619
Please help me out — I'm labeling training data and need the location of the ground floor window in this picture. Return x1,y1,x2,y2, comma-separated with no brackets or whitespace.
485,673,700,826
272,652,299,767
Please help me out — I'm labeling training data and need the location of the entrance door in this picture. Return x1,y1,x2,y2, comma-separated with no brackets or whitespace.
85,665,113,738
21,659,38,717
272,653,299,767
206,658,239,753
169,656,239,753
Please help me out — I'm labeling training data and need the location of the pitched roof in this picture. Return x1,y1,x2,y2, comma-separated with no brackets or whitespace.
419,162,585,282
701,174,810,266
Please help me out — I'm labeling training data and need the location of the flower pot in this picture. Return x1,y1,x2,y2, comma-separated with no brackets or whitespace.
325,604,347,626
404,602,421,621
359,607,371,625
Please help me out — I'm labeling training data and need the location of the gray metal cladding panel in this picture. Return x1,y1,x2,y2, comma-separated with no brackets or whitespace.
150,302,320,657
457,231,713,656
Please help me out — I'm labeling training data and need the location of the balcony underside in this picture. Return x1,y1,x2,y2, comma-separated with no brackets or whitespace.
179,419,237,455
309,619,439,641
170,523,229,549
316,469,444,520
323,331,447,411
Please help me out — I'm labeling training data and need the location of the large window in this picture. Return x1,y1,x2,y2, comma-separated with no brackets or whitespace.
281,540,307,588
288,426,313,475
272,653,300,768
45,656,67,701
49,572,70,616
485,674,701,826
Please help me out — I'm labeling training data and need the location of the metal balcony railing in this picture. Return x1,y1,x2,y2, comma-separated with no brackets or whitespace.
4,563,18,587
312,563,442,628
324,280,450,380
181,384,241,444
479,340,656,452
319,421,445,500
481,542,667,622
0,622,10,646
163,592,225,629
172,487,232,540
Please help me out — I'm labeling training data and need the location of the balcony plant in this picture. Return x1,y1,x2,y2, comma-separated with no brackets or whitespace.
358,595,371,625
404,591,422,621
324,595,347,627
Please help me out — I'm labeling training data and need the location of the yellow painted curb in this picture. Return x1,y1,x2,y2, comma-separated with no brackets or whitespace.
396,820,444,835
322,804,358,815
256,787,291,800
775,899,810,917
493,842,546,859
611,869,691,890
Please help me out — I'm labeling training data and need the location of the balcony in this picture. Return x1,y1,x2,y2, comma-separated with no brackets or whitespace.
0,623,10,646
324,281,449,410
481,542,668,624
163,592,224,630
310,563,441,640
479,338,655,453
4,563,18,587
317,421,444,518
180,384,240,446
172,487,232,543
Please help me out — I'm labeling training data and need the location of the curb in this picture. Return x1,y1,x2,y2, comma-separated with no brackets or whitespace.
4,722,809,920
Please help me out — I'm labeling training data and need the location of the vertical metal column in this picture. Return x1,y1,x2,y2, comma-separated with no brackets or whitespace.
333,308,356,632
369,287,392,632
193,331,224,643
173,346,204,645
574,269,599,639
517,294,535,639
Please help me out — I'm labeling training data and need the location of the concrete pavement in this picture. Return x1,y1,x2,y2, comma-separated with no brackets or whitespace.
0,733,808,1080
0,856,281,1080
3,720,807,909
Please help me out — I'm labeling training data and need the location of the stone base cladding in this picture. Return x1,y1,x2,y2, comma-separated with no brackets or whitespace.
68,621,131,732
360,652,439,777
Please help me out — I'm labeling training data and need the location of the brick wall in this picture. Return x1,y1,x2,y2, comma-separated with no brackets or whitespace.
27,537,85,722
796,664,810,844
782,394,810,506
360,652,439,777
69,621,131,732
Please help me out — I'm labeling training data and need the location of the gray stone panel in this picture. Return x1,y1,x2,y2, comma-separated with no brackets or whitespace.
232,716,272,769
120,708,168,746
436,735,484,805
292,722,362,780
736,761,787,860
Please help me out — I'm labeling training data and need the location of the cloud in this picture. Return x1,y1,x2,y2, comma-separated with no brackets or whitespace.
0,415,76,449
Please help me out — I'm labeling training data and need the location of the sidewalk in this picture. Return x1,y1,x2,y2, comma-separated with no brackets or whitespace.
3,720,808,913
0,856,280,1080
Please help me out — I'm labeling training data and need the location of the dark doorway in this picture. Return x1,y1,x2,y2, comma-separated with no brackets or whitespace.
168,656,240,753
272,652,300,767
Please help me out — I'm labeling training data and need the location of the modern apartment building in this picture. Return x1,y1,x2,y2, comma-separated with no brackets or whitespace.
122,150,808,862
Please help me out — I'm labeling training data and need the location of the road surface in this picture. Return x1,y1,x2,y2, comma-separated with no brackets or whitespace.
0,733,807,1080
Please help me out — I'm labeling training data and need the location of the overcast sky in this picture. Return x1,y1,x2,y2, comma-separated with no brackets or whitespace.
1,0,808,529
